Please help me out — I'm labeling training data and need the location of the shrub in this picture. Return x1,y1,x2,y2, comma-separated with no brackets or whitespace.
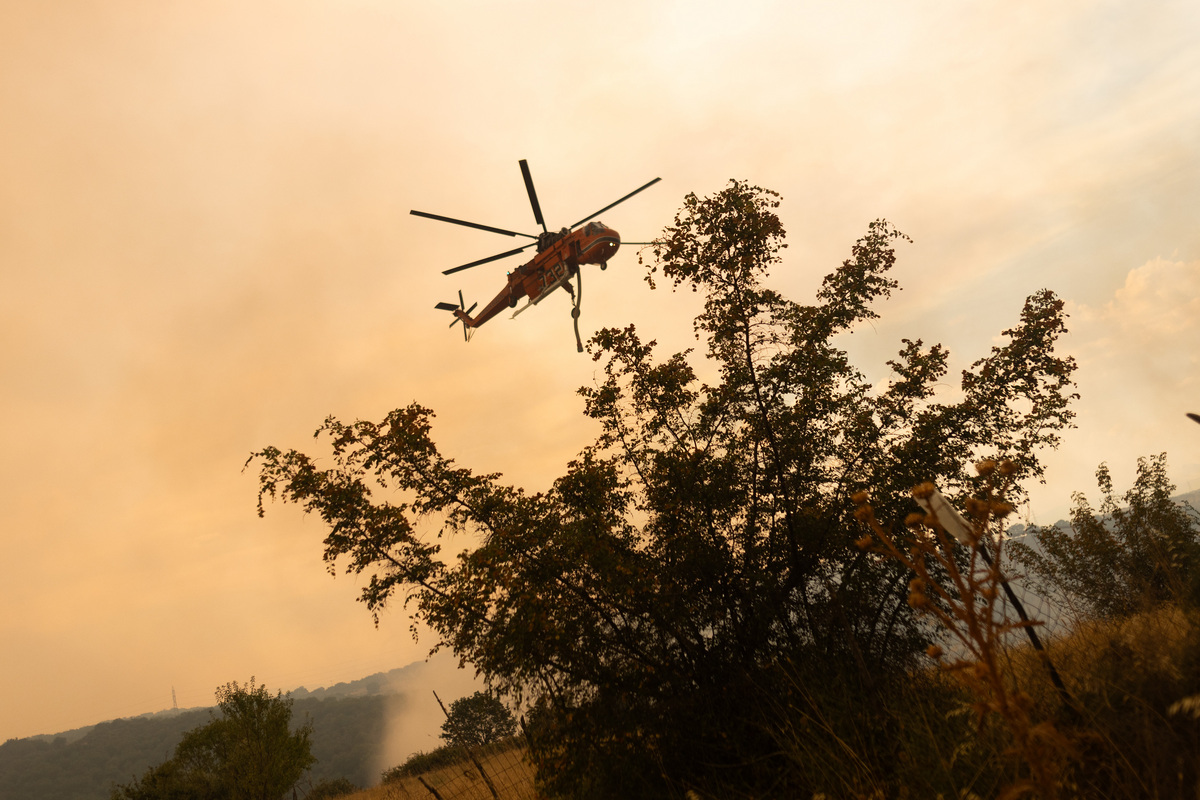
381,746,462,782
1012,453,1200,618
111,679,314,800
305,776,359,799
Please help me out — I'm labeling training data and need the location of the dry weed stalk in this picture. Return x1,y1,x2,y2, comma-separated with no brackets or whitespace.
852,461,1073,800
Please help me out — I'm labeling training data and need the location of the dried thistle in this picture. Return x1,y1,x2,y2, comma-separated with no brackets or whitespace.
853,469,1073,799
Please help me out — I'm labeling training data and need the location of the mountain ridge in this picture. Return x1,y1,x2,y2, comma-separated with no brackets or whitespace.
19,654,455,745
0,651,483,799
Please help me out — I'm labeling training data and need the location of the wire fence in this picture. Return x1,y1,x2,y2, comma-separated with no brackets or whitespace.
371,740,535,800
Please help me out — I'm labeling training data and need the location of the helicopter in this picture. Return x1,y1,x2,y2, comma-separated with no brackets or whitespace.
412,160,660,352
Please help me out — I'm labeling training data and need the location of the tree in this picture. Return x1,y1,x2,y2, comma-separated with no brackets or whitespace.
111,679,315,800
439,691,516,748
252,181,1077,797
1012,453,1200,617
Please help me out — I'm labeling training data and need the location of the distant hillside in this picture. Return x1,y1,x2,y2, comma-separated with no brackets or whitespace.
289,656,441,701
1176,487,1200,510
0,652,480,800
22,707,204,748
0,709,212,800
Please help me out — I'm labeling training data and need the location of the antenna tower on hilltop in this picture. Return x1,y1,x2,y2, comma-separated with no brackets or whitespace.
172,687,178,710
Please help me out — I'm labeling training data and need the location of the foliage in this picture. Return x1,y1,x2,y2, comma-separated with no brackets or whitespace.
1012,453,1200,618
379,741,535,800
298,694,387,788
0,711,211,800
1038,604,1200,799
251,181,1077,797
0,695,386,800
439,691,516,749
110,679,315,800
1003,454,1200,797
380,738,518,784
381,747,460,783
854,459,1200,800
303,776,359,799
106,757,221,800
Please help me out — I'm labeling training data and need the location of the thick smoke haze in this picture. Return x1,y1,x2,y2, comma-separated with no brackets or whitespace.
2,0,1198,751
374,656,485,777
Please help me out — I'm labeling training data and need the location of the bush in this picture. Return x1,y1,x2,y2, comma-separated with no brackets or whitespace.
1013,453,1200,618
111,679,314,800
381,746,461,782
305,776,359,799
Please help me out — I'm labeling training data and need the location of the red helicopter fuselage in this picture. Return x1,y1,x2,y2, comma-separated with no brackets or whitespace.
454,221,620,329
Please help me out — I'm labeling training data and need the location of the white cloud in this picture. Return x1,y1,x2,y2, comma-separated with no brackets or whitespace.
1024,257,1200,523
1071,257,1200,389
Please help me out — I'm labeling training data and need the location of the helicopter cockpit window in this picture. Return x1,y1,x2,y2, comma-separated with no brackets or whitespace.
584,221,606,235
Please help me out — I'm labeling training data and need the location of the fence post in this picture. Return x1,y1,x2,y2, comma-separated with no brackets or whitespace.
976,540,1081,720
519,714,535,754
433,690,501,800
417,775,446,800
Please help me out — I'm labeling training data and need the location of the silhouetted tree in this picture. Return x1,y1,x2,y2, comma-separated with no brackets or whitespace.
252,181,1077,797
439,691,516,748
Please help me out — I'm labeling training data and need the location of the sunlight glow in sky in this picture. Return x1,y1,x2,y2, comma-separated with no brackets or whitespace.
2,0,1198,744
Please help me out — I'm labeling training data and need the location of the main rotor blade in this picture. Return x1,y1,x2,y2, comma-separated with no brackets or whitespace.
410,210,537,240
570,177,662,229
442,244,535,275
519,160,547,233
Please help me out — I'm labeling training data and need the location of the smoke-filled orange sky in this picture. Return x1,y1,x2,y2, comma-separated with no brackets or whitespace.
2,0,1198,744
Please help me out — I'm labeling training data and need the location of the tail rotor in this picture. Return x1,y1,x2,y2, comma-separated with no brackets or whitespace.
434,290,478,341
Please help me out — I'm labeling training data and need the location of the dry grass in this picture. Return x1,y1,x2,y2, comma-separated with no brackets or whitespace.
850,461,1200,799
345,742,537,800
997,603,1200,799
1004,604,1195,705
